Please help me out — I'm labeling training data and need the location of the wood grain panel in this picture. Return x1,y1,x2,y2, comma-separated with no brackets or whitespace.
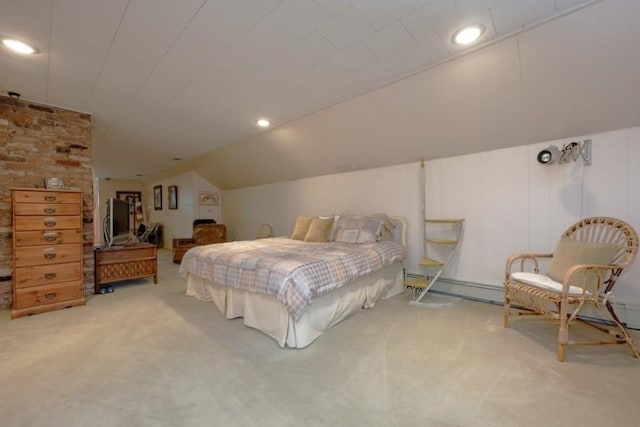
14,244,82,267
14,229,82,247
14,262,82,289
14,281,83,309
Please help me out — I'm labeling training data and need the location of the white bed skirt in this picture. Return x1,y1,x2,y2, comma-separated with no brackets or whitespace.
185,262,404,348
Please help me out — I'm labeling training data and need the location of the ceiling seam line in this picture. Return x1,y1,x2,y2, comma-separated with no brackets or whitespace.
345,0,605,105
87,0,131,101
127,0,209,101
162,0,281,113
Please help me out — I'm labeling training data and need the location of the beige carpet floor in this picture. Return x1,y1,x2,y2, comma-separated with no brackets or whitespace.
1,249,639,427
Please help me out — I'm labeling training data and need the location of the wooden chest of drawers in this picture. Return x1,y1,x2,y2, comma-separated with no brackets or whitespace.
12,188,85,318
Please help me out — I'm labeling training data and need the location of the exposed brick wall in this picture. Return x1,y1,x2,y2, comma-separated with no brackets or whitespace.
0,95,94,309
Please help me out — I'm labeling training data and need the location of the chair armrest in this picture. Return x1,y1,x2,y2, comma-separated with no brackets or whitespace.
505,253,553,280
561,263,621,295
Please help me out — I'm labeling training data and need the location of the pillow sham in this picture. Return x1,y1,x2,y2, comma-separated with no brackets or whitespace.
333,213,394,244
290,216,314,240
304,217,334,242
547,236,619,288
319,215,340,241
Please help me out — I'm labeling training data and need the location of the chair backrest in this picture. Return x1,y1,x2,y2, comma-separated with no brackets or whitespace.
562,217,638,293
193,219,216,229
193,223,226,245
256,224,273,239
563,217,638,269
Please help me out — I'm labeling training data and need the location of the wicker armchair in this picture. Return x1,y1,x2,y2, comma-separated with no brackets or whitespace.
172,222,226,263
504,217,639,362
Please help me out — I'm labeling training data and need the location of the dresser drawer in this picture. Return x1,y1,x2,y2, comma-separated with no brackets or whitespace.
14,229,83,247
14,216,81,231
14,281,83,309
15,244,82,267
13,190,81,204
14,203,81,216
14,262,82,289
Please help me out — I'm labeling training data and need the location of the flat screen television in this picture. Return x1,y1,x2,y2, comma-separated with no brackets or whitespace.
105,198,131,247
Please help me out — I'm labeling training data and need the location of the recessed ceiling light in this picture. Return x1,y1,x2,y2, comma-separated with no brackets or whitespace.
256,119,270,128
1,37,38,55
452,25,484,46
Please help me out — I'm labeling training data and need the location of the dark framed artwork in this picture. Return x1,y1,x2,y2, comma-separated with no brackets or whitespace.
153,185,162,210
168,185,178,210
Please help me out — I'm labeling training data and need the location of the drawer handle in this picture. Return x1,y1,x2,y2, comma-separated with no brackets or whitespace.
44,252,56,260
42,232,59,242
44,219,56,227
44,195,56,202
44,207,57,214
45,292,57,299
44,273,57,279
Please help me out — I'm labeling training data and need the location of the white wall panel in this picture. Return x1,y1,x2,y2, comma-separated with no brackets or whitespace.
487,147,530,283
221,126,640,304
584,130,628,219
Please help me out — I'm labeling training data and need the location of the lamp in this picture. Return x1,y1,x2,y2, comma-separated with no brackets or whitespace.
537,146,561,165
537,140,592,166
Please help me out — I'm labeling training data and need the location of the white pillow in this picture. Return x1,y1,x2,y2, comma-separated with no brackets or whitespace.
511,272,592,296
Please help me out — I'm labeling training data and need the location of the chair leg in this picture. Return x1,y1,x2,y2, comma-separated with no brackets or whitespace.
557,321,568,362
557,303,569,362
557,342,566,362
604,302,640,359
504,290,511,328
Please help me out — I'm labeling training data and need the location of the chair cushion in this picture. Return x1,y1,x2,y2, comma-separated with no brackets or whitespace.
303,217,334,242
511,272,592,296
547,236,619,288
291,216,314,240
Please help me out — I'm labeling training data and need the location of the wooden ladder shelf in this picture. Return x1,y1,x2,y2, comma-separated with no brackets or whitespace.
405,218,464,304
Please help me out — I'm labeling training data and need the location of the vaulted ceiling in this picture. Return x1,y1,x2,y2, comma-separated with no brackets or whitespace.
1,0,638,189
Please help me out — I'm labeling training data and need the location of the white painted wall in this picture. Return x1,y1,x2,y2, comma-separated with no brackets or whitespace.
145,171,221,247
223,127,640,304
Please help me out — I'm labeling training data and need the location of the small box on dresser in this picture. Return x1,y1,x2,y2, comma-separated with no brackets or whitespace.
12,188,85,318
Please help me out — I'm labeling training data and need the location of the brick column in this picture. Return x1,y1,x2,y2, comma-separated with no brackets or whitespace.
0,95,94,308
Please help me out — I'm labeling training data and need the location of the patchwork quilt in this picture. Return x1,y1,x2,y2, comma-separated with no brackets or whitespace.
180,237,406,320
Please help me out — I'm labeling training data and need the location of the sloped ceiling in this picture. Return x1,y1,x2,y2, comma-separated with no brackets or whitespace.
1,0,639,189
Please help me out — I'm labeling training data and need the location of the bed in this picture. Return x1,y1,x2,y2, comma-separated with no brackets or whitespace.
180,215,407,348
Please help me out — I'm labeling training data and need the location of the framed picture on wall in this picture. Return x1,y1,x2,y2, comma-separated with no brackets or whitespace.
199,191,219,206
168,185,178,210
154,185,162,210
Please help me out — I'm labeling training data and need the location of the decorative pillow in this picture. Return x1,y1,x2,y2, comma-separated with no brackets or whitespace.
334,213,394,244
290,216,314,240
547,236,620,288
319,215,340,241
304,217,334,242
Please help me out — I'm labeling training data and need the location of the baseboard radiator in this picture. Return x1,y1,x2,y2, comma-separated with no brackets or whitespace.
405,273,640,330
